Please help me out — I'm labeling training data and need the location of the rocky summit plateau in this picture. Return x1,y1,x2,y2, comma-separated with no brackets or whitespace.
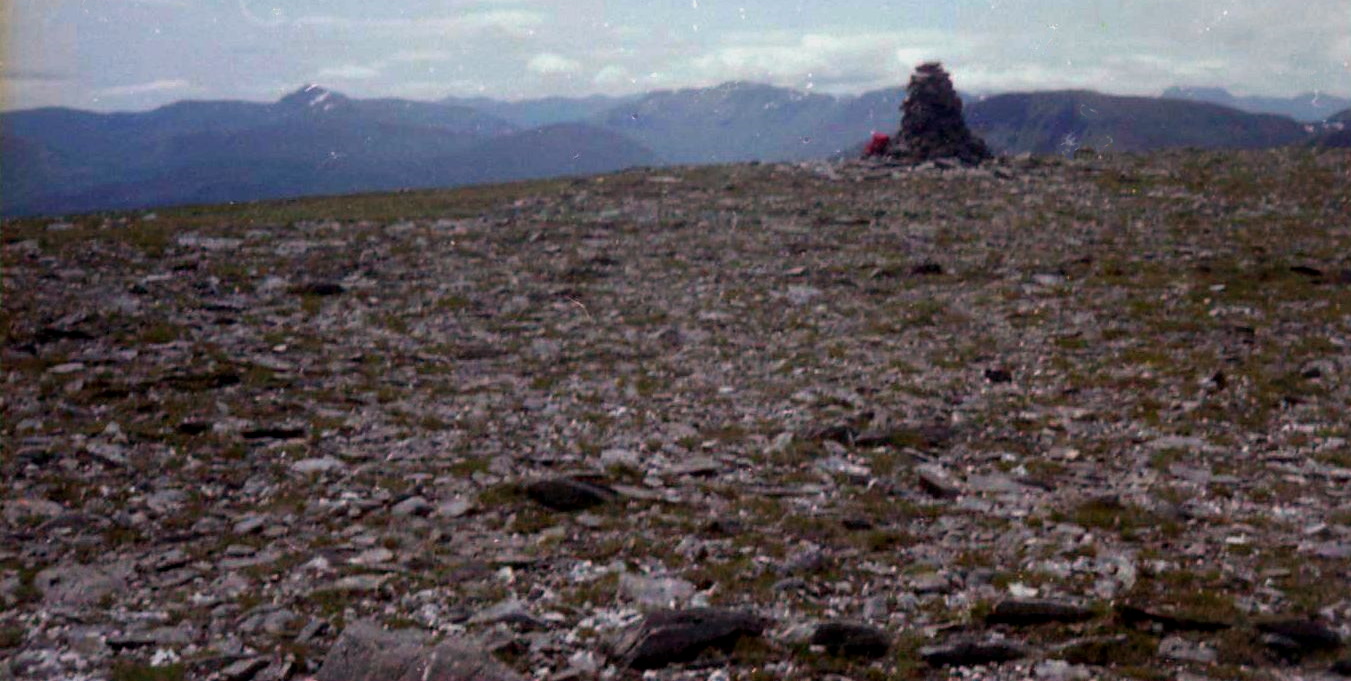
2,148,1350,681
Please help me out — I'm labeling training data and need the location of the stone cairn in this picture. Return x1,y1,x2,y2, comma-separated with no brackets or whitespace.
871,61,991,165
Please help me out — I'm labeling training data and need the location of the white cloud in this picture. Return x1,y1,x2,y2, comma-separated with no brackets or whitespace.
528,53,582,75
95,78,192,97
665,30,956,93
129,0,191,6
389,50,456,64
12,0,1351,111
292,9,544,38
461,9,544,35
593,64,634,87
948,0,1351,96
317,64,382,80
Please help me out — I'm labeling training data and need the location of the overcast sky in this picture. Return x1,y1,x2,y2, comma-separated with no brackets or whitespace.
3,0,1349,111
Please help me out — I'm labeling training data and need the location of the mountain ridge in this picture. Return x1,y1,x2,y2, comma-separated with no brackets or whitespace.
1161,85,1351,122
2,86,654,217
3,82,1335,217
967,89,1309,154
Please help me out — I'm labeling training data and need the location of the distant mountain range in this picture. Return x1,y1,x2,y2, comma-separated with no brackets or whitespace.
967,90,1310,155
1160,86,1350,123
2,86,656,217
4,82,1348,217
440,93,640,129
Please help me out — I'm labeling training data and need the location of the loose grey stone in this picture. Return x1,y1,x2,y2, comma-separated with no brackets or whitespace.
966,473,1035,495
291,457,346,475
435,497,473,518
315,620,523,681
912,572,952,594
862,595,889,621
619,573,697,610
220,657,269,681
469,599,548,630
232,515,268,535
781,544,829,575
321,574,389,593
915,464,961,499
1158,635,1217,664
390,495,433,517
1033,659,1092,681
668,456,721,477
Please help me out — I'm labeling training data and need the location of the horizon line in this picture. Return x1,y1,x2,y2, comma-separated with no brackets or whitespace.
5,79,1350,116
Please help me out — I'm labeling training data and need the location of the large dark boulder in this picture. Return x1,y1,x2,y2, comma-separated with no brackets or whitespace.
986,598,1097,626
612,608,769,670
919,638,1027,667
809,621,891,658
525,477,617,511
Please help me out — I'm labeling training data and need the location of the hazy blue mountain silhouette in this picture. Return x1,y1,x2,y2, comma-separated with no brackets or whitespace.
441,93,640,128
1161,86,1351,123
447,83,1316,158
2,86,656,217
2,82,1327,217
966,90,1308,154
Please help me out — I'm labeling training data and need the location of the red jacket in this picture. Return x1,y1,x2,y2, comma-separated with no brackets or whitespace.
865,132,891,157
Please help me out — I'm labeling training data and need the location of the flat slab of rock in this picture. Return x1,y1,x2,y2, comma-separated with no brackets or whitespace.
809,621,890,658
35,563,132,607
920,638,1027,667
1255,619,1344,656
315,620,523,681
986,599,1097,626
613,607,768,670
525,478,617,511
1116,604,1232,632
